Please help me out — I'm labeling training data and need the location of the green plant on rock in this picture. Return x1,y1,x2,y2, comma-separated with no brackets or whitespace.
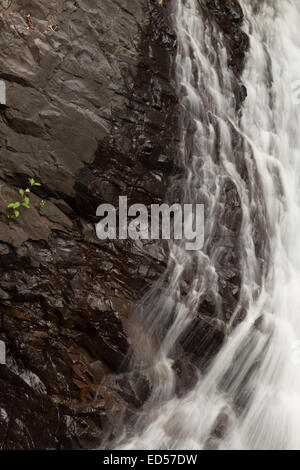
8,177,42,219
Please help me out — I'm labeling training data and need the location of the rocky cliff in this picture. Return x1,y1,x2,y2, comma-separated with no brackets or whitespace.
0,0,248,450
0,0,177,449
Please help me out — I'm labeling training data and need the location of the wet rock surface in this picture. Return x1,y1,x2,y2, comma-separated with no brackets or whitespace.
0,0,176,449
200,0,249,77
171,0,251,386
103,0,254,445
0,0,252,450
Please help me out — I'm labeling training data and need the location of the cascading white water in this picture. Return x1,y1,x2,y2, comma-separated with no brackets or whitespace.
115,0,300,450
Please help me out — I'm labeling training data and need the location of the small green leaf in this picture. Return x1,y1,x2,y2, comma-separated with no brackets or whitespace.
22,202,30,209
19,189,24,197
25,188,30,193
29,178,41,187
8,202,21,209
24,196,30,205
14,210,20,218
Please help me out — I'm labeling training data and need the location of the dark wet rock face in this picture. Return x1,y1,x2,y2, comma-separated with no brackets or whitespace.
0,0,250,450
200,0,249,76
0,366,72,450
0,0,176,449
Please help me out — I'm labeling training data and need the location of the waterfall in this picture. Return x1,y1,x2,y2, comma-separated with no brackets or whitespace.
113,0,300,450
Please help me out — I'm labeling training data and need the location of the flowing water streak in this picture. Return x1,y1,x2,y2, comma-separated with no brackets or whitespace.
118,0,300,450
118,0,258,449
